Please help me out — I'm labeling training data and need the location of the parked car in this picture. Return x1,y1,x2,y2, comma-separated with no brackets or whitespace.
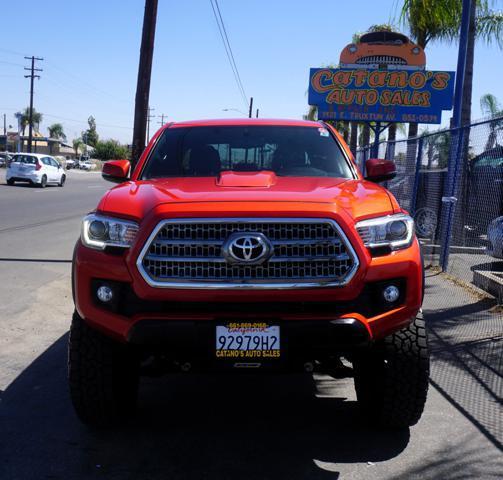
6,153,66,187
79,160,96,170
465,145,503,233
487,216,503,259
70,118,429,429
65,159,76,170
0,152,12,168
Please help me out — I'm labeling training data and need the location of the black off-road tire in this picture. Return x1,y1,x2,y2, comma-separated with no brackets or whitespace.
68,311,139,427
353,314,429,428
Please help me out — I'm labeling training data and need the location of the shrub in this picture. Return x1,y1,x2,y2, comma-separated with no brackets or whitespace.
93,140,129,161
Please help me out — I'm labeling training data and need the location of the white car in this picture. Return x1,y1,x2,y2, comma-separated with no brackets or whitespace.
6,153,66,187
79,160,96,171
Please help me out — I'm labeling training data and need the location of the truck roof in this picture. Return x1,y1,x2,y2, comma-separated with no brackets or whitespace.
167,118,323,129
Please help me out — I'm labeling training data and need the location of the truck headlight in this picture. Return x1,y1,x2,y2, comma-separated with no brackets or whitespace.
355,214,414,251
81,213,139,250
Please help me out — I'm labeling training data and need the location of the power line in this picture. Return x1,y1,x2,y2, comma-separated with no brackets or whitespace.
213,0,248,103
42,113,133,130
0,47,30,57
158,113,166,126
209,0,248,108
44,60,130,104
0,59,25,67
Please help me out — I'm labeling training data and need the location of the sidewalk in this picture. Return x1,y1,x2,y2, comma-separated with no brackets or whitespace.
423,271,502,452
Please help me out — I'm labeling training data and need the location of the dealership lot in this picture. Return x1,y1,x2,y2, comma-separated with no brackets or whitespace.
0,171,501,479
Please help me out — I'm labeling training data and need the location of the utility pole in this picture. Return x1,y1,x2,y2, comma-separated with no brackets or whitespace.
158,113,166,126
131,0,159,169
2,114,6,152
248,97,253,118
255,109,259,118
439,0,472,271
146,106,155,143
24,56,43,153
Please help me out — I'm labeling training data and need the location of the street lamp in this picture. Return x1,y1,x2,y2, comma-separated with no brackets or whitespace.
222,108,247,116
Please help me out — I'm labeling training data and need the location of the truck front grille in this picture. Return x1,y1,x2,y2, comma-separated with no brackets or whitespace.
137,219,359,288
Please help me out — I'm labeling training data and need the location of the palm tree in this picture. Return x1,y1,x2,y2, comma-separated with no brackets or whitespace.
401,0,503,130
480,93,503,150
48,123,66,141
15,107,43,136
73,138,83,156
349,123,358,156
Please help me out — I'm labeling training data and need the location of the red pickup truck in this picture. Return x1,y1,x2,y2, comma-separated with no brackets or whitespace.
70,118,429,428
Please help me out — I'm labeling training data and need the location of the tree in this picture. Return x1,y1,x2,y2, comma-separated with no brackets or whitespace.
15,107,43,135
480,93,503,149
48,123,66,141
82,116,99,147
93,139,130,161
73,138,84,156
349,123,358,157
400,0,503,129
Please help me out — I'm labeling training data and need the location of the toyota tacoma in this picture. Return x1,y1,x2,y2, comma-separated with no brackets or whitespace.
69,118,429,427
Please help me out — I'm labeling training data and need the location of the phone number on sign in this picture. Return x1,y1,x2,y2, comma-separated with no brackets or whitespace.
400,114,439,123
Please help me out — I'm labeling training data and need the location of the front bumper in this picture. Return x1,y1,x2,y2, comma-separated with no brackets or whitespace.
127,317,371,371
73,239,423,347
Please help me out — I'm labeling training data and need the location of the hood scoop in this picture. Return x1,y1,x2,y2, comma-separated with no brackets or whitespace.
216,170,277,188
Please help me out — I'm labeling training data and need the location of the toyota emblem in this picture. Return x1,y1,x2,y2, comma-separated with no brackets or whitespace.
223,232,272,265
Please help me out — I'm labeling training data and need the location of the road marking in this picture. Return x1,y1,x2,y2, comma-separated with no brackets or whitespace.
0,258,72,263
0,214,84,234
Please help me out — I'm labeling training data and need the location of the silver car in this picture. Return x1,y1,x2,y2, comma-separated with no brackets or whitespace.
487,216,503,259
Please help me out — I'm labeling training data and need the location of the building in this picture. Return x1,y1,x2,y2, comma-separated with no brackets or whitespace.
1,131,76,158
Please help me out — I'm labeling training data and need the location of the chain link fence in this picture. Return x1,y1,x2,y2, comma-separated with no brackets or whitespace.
357,115,503,304
357,116,503,449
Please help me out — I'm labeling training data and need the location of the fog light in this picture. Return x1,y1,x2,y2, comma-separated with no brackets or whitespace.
383,285,400,303
97,285,113,303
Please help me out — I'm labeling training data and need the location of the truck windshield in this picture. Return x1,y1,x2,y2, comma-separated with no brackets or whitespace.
141,126,354,179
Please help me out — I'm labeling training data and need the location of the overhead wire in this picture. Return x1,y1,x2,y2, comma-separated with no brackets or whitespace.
214,0,248,103
209,0,248,109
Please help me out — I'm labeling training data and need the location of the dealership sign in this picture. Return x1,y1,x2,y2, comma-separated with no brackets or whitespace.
308,68,455,124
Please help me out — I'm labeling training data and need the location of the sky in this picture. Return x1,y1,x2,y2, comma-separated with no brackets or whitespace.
1,0,502,144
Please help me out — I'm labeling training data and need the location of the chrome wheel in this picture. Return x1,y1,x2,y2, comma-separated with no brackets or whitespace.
414,208,437,238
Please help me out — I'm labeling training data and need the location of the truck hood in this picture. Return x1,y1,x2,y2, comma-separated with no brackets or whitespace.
99,173,396,222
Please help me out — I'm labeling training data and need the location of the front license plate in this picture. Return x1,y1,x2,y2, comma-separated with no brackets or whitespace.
216,323,280,359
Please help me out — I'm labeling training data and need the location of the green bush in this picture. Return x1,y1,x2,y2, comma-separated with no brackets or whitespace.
93,140,129,161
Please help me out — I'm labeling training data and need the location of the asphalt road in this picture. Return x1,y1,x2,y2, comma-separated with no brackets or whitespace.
0,169,501,480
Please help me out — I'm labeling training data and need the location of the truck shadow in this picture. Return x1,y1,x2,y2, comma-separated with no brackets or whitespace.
0,334,409,480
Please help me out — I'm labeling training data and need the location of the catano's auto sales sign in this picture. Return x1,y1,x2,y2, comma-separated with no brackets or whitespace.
308,68,455,124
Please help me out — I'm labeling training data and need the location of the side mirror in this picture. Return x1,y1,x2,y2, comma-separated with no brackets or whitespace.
102,159,131,184
365,158,396,183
